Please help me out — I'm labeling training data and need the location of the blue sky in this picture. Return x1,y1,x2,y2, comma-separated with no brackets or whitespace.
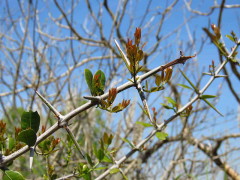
0,0,239,126
0,1,239,179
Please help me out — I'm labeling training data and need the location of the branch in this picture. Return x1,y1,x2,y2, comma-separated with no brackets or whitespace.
0,52,195,168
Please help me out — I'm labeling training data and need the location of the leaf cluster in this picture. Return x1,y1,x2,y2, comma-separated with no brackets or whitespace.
85,69,106,96
76,132,117,179
143,66,173,93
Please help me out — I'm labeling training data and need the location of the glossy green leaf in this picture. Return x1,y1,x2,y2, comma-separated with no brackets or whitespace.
17,129,37,146
3,170,25,180
177,84,193,90
156,132,168,140
136,121,153,127
21,111,40,133
110,168,120,174
202,99,223,116
200,95,217,99
85,69,93,94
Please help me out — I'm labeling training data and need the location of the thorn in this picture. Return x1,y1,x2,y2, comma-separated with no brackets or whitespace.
29,147,34,170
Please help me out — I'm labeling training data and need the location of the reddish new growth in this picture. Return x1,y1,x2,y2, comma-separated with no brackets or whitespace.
52,138,60,147
107,88,117,105
121,99,130,108
0,121,6,133
134,27,141,45
126,27,144,74
15,127,21,137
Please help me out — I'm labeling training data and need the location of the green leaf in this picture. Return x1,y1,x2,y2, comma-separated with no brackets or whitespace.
177,84,193,90
136,121,153,127
94,70,106,91
21,111,40,133
102,155,113,163
93,143,98,158
103,132,109,145
97,149,105,161
155,76,162,86
202,99,223,116
111,105,120,113
179,70,199,93
127,78,134,83
108,134,113,145
122,138,135,148
165,97,177,107
156,132,168,140
150,86,164,92
110,168,120,174
200,95,217,99
8,136,15,150
136,66,143,74
17,129,37,146
85,69,93,94
230,58,238,63
3,170,25,180
86,153,94,167
160,103,173,110
122,174,129,180
225,35,235,43
82,173,91,180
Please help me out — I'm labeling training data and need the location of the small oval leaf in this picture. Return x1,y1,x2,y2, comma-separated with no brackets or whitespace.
225,35,235,42
160,103,173,110
3,170,25,180
21,111,40,133
17,129,37,146
200,95,217,99
165,97,177,107
136,121,153,127
177,84,193,90
110,168,120,174
94,70,106,91
85,69,93,94
97,149,105,161
156,132,168,140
